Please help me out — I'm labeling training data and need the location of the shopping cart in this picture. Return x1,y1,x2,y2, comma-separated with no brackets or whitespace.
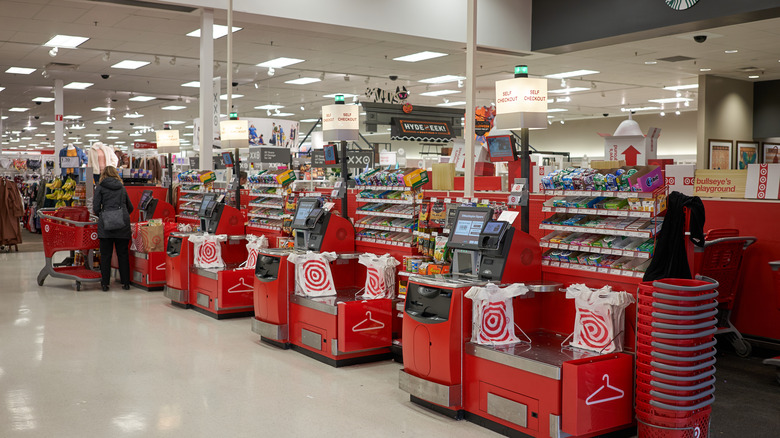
36,207,101,291
693,230,756,357
763,261,780,384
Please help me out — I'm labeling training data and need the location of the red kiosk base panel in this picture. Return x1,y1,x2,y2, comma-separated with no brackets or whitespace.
129,251,167,291
189,267,255,319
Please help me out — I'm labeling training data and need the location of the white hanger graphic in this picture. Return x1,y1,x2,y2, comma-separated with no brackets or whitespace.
227,277,253,293
585,374,624,406
156,263,166,271
352,311,385,332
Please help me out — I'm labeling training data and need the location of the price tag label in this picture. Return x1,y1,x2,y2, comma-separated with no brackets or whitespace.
552,261,561,268
598,267,609,274
634,271,644,278
542,260,550,266
444,198,452,203
638,252,650,259
611,249,622,256
610,268,622,276
431,197,438,203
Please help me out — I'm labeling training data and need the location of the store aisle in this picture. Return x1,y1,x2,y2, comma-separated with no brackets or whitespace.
0,251,499,438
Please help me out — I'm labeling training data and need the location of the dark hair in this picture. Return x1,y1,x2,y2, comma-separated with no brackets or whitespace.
239,171,247,179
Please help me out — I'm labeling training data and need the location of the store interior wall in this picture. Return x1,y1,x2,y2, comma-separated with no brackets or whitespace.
753,79,780,139
697,75,754,169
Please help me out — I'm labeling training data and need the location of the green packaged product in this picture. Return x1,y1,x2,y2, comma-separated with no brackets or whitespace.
434,235,448,263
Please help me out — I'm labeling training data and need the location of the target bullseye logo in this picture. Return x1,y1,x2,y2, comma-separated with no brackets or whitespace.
90,232,98,241
45,225,50,233
199,241,219,264
578,308,612,351
302,259,333,293
479,302,511,343
245,249,258,269
366,267,384,296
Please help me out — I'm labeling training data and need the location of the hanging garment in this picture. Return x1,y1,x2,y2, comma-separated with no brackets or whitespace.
643,191,705,281
0,178,24,245
59,146,88,176
88,142,119,175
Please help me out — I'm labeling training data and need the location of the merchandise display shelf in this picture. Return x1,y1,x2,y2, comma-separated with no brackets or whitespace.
542,263,645,281
248,202,284,208
180,189,208,194
538,223,660,238
356,185,411,191
540,241,652,259
541,206,656,218
356,238,416,250
355,224,414,234
542,188,662,199
356,197,416,205
247,223,283,231
355,210,416,219
247,212,291,220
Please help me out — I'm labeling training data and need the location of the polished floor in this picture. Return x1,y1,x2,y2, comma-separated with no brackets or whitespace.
1,240,778,437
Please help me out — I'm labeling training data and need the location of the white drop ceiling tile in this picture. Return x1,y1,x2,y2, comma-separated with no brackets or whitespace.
32,4,89,22
1,1,45,19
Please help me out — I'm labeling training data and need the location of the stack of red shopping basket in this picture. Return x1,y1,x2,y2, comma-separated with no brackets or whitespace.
636,277,719,438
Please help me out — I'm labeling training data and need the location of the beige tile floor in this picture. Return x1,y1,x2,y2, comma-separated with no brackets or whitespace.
0,250,499,437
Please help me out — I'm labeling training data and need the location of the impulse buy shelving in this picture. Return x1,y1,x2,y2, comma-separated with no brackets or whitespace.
354,185,421,252
246,182,292,233
539,186,667,280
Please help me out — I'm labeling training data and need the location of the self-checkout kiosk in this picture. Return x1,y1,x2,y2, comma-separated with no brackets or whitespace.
137,189,175,222
399,206,542,416
163,193,247,316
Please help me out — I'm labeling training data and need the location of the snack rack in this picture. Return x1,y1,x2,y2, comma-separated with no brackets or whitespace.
245,170,297,243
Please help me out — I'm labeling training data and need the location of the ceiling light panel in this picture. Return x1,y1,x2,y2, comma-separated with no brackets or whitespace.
161,105,187,110
544,69,599,79
547,108,568,113
663,84,698,91
63,82,93,89
648,97,693,104
8,108,29,112
419,75,466,84
219,94,243,100
271,112,295,117
436,101,466,107
284,77,321,85
91,107,112,111
256,57,305,68
129,96,156,102
322,93,358,98
111,60,150,70
419,90,460,97
548,87,591,94
181,81,200,87
254,105,284,110
32,97,55,102
393,51,447,62
6,67,36,74
44,35,89,48
186,25,242,39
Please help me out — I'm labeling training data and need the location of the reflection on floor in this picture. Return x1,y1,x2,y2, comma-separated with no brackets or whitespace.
0,250,778,437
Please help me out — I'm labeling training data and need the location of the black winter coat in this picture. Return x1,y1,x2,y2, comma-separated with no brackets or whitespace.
93,178,134,239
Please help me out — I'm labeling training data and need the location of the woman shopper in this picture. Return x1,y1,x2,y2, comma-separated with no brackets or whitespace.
93,166,133,291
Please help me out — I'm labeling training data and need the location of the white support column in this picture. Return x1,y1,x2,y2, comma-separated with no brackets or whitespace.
464,0,477,197
54,79,64,175
199,8,215,170
226,0,233,117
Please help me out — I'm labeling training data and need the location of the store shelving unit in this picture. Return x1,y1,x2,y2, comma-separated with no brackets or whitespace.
354,184,421,251
176,183,207,225
539,186,667,280
245,179,294,236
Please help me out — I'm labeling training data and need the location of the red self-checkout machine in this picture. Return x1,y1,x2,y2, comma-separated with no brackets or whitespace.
163,193,249,318
400,204,636,437
253,197,395,366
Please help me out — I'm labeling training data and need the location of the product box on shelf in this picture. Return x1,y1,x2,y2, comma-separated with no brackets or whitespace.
274,169,296,185
625,165,663,192
402,168,429,189
600,126,660,166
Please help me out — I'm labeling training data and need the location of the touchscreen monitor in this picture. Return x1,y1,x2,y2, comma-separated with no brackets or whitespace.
198,194,216,217
292,198,320,229
138,190,153,210
486,135,517,162
447,207,493,250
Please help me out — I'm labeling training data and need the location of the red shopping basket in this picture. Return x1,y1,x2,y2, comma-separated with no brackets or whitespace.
636,406,711,438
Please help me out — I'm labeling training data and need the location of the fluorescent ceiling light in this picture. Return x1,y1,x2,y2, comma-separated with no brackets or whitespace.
284,77,320,85
254,104,285,110
648,97,693,104
85,133,101,137
322,93,358,98
185,125,194,129
70,125,85,130
115,141,126,144
548,87,591,94
419,89,460,97
419,75,466,84
700,68,711,72
91,107,112,112
256,57,305,68
123,113,144,118
300,118,319,123
161,105,186,110
24,126,37,130
164,120,186,125
129,96,156,102
436,101,466,107
63,115,81,119
724,49,738,54
544,69,599,79
106,130,123,134
663,84,698,91
41,121,54,125
644,61,658,65
547,108,568,113
111,60,150,70
44,35,90,48
129,132,142,136
93,120,110,124
63,82,93,89
393,51,447,62
187,25,242,39
8,108,29,112
183,133,194,136
0,87,4,92
34,133,46,137
106,136,119,140
32,97,55,102
272,113,295,117
621,106,661,112
181,81,200,88
6,67,36,74
20,137,32,140
219,94,243,100
748,75,760,79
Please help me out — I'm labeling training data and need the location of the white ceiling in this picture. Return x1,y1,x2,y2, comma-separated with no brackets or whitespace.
1,0,779,151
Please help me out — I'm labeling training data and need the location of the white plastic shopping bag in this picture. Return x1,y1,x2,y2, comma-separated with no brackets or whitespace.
240,234,269,269
287,251,338,297
358,253,401,299
465,283,530,345
565,284,634,353
189,233,228,269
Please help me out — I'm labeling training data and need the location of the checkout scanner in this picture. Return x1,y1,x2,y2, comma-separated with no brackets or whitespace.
400,206,542,416
252,197,356,349
197,193,225,234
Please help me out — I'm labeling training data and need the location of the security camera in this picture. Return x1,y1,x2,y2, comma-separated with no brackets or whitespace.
35,101,42,106
603,113,609,117
231,81,238,87
389,75,398,81
101,74,110,79
693,35,707,43
34,116,40,120
108,126,113,130
111,98,117,102
129,122,134,126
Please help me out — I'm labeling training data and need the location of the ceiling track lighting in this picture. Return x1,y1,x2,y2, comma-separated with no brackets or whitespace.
154,56,160,65
233,63,240,73
41,70,50,79
267,67,275,76
365,76,371,85
102,51,111,62
254,82,259,89
214,61,221,69
319,72,326,81
170,57,176,66
344,74,350,81
48,47,58,57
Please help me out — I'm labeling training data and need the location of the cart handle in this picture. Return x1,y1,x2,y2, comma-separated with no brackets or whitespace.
701,236,757,250
651,376,716,392
37,209,98,227
651,347,717,362
652,278,719,292
652,300,718,312
650,386,715,402
651,339,718,352
649,396,714,411
651,308,719,321
650,367,716,382
652,291,719,302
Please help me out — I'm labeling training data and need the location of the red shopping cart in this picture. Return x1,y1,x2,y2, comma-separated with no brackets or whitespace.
36,207,101,291
693,230,756,357
763,261,780,384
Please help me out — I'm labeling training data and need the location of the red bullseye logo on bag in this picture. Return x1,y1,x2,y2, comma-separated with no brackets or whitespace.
478,301,513,344
302,259,334,294
365,267,385,298
577,308,613,352
199,241,219,265
245,249,258,270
